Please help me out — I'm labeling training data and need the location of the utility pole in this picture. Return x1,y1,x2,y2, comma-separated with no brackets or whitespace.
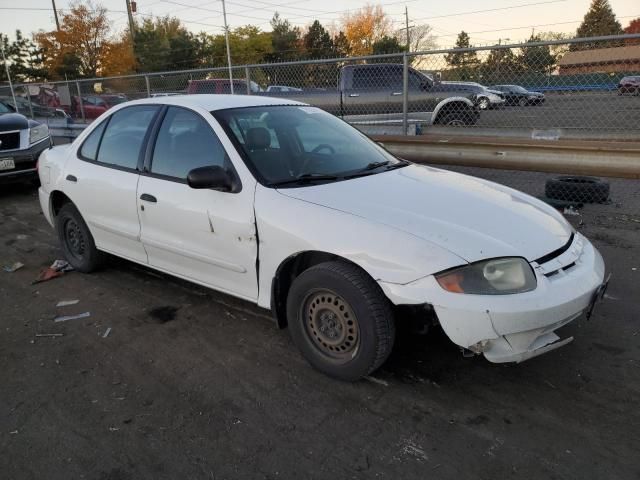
51,0,60,31
125,0,136,45
221,0,234,94
405,6,410,52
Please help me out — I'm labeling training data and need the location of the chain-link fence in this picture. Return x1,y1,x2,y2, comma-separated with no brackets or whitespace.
2,34,639,139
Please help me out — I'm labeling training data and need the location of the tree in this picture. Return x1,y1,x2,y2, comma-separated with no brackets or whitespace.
0,31,47,83
102,35,137,77
342,5,391,56
625,18,640,44
134,16,201,72
518,34,556,74
483,47,519,82
333,31,351,57
572,0,624,50
371,35,404,56
445,31,478,66
398,24,437,53
303,21,334,59
34,2,117,78
268,13,302,62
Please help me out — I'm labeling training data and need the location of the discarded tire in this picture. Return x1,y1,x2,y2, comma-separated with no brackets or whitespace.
545,176,610,204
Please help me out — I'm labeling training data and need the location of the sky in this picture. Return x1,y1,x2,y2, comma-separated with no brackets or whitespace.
0,0,637,48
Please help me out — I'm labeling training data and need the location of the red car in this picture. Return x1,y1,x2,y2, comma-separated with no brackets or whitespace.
71,94,129,119
618,76,640,95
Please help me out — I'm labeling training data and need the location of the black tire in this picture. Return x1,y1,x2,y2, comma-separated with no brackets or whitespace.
436,110,476,127
518,97,528,107
286,261,395,381
545,176,610,204
55,202,105,272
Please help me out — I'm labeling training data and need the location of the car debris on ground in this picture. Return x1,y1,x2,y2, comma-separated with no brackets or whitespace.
53,312,91,323
3,262,24,273
56,299,79,307
32,260,74,284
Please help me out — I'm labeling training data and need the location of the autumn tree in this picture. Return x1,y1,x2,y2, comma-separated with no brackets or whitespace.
572,0,624,50
625,18,640,44
342,5,391,56
101,35,137,76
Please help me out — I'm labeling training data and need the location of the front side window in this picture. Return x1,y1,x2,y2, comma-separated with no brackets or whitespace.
151,107,231,180
215,105,406,186
96,105,158,170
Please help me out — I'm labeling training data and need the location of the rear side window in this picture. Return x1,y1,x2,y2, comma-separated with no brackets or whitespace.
150,107,231,180
79,120,107,161
352,66,403,89
96,106,158,170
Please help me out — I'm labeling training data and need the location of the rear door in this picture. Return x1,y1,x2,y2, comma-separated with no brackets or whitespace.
137,106,258,300
64,105,160,262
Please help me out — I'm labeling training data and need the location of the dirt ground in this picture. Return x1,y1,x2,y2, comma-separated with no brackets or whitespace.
1,181,639,480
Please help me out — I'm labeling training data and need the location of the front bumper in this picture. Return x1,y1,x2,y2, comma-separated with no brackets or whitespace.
380,233,605,363
0,138,50,182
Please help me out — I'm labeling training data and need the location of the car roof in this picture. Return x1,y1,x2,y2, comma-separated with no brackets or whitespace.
124,94,305,111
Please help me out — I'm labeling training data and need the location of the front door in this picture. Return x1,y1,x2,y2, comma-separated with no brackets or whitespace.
137,106,258,301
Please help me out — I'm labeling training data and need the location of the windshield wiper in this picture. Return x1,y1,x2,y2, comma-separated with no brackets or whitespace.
267,173,340,187
364,160,391,170
345,159,409,179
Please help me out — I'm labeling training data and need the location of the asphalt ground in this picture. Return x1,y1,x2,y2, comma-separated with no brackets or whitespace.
1,177,639,480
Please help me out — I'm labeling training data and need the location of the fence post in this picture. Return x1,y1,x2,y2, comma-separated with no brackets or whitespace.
27,87,35,119
245,66,251,95
145,75,151,98
75,81,85,124
402,53,409,136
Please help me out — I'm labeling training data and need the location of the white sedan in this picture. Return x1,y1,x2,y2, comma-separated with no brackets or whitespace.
37,95,607,380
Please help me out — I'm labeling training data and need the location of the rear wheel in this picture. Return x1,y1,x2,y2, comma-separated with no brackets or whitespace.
287,261,395,381
518,97,528,107
55,203,105,272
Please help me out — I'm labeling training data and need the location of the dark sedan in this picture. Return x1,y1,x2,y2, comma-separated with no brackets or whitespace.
618,76,640,95
490,85,545,106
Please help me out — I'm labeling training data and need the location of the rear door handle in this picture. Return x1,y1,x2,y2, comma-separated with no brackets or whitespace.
348,93,360,97
66,174,77,182
391,92,403,96
140,193,157,203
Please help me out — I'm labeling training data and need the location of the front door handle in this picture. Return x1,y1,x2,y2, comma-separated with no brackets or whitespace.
391,92,403,96
66,174,77,182
348,93,360,97
140,193,157,203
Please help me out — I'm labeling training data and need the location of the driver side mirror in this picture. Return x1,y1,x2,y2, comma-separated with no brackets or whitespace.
187,165,237,192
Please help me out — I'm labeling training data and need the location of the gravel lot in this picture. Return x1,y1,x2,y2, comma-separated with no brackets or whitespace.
1,179,639,480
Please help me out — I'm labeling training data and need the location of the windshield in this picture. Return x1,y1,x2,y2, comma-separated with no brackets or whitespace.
214,105,405,187
509,85,529,93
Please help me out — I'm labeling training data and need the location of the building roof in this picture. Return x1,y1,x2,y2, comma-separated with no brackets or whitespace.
558,45,640,66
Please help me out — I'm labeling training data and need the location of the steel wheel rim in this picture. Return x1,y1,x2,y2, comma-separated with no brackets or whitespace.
64,218,86,260
479,98,489,110
302,289,360,362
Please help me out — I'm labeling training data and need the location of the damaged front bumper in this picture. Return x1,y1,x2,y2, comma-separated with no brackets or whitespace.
379,233,606,363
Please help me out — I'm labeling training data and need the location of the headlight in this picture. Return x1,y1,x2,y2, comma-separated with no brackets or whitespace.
29,124,49,144
435,257,537,295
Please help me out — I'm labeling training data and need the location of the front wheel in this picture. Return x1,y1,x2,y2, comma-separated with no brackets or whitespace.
287,261,395,381
55,203,105,273
478,97,490,110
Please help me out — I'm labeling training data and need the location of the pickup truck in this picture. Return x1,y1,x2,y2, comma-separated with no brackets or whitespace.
261,63,480,127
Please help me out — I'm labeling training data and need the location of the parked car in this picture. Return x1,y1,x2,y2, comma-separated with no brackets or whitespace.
0,96,69,118
0,100,51,184
266,63,480,126
37,95,607,380
490,85,545,106
617,76,640,95
266,85,303,93
440,81,505,110
71,94,129,119
187,79,262,94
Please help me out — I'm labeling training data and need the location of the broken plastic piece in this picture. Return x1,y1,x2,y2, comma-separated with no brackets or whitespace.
103,327,112,338
54,312,91,323
56,299,79,307
3,262,24,273
35,333,64,337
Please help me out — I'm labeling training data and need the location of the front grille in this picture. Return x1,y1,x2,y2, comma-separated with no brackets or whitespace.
0,131,21,151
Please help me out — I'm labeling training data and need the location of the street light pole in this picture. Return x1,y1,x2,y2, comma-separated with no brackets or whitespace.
221,0,234,94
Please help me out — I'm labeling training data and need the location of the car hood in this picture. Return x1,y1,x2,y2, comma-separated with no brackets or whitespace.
277,164,572,263
0,112,30,131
